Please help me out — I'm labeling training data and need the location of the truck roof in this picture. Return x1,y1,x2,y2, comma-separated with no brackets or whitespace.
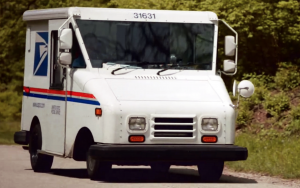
23,7,218,22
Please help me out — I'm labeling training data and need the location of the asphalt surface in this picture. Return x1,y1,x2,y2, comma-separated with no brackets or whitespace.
0,145,298,188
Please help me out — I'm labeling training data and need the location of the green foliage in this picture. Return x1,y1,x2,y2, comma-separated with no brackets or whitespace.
235,73,270,128
198,0,300,78
107,0,197,10
0,121,20,145
263,92,290,117
291,105,300,120
285,120,300,136
0,80,23,121
236,104,253,129
259,128,279,139
234,63,300,140
242,72,275,89
274,62,300,91
244,74,270,106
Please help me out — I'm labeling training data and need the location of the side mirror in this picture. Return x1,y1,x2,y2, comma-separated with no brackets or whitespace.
225,36,236,56
237,80,255,98
59,53,72,66
223,59,236,73
59,28,73,49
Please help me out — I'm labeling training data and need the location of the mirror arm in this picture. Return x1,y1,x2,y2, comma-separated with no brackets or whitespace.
57,13,82,68
57,15,78,68
69,16,93,71
57,17,71,67
58,15,74,38
219,19,238,76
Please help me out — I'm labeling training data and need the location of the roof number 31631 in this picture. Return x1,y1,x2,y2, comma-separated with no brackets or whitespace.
134,13,156,19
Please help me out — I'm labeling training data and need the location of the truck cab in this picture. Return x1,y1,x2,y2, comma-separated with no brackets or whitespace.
14,7,254,182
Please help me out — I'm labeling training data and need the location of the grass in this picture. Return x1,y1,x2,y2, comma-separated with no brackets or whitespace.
0,121,20,145
226,133,300,179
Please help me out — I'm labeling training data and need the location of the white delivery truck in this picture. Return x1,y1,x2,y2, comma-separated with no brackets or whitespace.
14,7,255,181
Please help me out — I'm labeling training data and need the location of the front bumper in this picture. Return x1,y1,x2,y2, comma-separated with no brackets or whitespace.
88,144,248,163
14,131,29,145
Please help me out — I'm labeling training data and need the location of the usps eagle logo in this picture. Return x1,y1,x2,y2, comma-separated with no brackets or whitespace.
33,32,48,76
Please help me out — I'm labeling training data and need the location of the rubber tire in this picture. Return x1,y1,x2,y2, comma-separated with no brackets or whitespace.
29,124,54,172
197,161,224,182
86,153,112,180
150,164,171,173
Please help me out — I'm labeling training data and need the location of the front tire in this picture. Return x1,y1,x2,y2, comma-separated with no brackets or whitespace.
86,153,112,180
197,161,224,182
29,124,53,172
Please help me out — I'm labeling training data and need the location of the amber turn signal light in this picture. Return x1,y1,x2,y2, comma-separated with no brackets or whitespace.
201,135,217,143
129,135,145,143
95,108,102,116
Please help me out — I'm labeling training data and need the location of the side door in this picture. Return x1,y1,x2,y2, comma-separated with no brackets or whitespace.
43,19,68,155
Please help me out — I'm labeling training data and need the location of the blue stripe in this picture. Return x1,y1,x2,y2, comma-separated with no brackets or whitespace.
67,97,100,105
23,92,100,106
47,95,65,101
24,92,48,99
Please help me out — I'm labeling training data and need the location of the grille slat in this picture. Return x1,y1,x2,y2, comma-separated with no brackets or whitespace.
154,125,193,130
154,118,193,123
154,132,193,137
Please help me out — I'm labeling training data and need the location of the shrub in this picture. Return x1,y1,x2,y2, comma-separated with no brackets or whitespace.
285,120,300,136
263,92,290,117
291,106,300,120
0,81,22,122
236,100,254,129
274,62,300,91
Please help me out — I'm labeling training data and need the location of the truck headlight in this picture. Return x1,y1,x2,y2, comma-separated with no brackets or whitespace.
201,118,218,131
129,117,146,130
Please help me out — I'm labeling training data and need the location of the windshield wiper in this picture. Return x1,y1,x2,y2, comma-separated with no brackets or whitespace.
111,65,141,75
157,68,169,75
156,62,194,75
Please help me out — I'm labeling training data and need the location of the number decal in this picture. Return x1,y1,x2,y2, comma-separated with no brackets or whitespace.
133,13,156,19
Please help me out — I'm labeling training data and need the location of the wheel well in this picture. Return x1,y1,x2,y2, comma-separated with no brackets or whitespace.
73,127,94,161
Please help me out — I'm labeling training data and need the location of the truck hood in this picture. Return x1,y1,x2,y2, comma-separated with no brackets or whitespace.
105,78,222,102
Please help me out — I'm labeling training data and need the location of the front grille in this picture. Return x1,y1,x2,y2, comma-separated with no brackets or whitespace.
151,116,196,139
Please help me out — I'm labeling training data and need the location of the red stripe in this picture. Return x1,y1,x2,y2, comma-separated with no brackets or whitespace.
23,86,96,99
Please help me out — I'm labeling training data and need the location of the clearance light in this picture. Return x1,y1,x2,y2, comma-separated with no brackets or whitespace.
24,87,30,96
95,108,102,116
129,135,145,142
201,136,217,143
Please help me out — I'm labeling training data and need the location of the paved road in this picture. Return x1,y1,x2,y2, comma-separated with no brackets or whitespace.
0,145,298,188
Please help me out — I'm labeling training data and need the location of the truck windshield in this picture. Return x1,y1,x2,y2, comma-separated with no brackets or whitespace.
76,20,215,70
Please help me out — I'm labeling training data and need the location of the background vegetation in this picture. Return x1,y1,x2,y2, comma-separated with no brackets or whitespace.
1,0,300,179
